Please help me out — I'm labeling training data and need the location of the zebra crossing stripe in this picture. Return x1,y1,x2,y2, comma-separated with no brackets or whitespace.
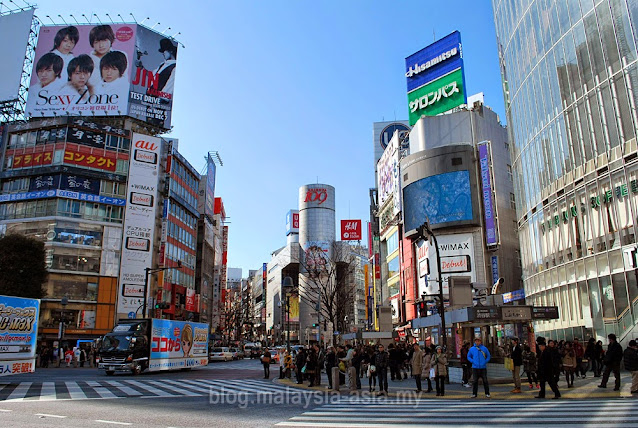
104,381,143,396
5,382,31,401
121,380,175,397
164,379,212,394
144,380,199,397
65,381,88,400
39,382,56,401
211,379,272,394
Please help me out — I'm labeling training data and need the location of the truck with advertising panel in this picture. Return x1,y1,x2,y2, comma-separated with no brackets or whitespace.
0,295,40,376
97,318,208,375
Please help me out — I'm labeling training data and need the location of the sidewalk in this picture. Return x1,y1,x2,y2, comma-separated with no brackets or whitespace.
274,371,637,400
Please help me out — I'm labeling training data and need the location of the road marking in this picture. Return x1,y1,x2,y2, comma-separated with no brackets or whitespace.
104,381,142,396
34,413,67,418
145,380,199,397
123,380,175,397
94,420,132,425
5,382,31,401
0,409,12,412
65,381,88,400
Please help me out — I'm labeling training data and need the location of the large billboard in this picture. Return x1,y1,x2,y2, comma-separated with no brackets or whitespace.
406,31,466,126
0,295,40,376
204,154,216,221
26,24,177,129
403,170,473,231
376,131,401,215
286,210,299,235
341,219,362,241
117,134,162,318
0,9,34,103
149,319,208,370
423,233,476,297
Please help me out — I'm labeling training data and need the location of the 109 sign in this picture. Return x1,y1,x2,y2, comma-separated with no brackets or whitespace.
304,188,328,204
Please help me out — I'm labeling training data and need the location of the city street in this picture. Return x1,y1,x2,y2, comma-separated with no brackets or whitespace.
1,358,638,427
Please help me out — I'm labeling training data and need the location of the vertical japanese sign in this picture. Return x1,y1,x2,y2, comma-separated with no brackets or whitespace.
0,295,40,376
204,153,216,221
479,141,498,246
220,226,229,289
491,255,499,287
340,219,362,240
117,133,162,318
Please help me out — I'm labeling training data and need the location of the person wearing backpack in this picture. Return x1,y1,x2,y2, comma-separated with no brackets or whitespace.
467,337,491,398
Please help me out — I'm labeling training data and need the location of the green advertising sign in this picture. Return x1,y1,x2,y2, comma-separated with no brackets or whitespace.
408,68,465,126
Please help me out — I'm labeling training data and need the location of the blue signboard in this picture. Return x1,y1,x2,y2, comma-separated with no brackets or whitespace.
491,256,499,286
0,295,40,376
403,170,473,231
0,189,125,206
503,289,526,304
405,31,463,92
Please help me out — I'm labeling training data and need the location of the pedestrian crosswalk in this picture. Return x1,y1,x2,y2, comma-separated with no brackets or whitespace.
0,379,316,402
276,397,638,427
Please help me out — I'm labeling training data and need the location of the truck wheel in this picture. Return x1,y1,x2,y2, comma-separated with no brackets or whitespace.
132,364,142,375
106,371,115,376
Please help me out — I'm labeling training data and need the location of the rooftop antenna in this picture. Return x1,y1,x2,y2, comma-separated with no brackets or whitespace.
81,13,91,24
151,22,160,30
140,16,150,26
129,13,138,23
45,15,55,24
69,14,79,25
57,14,68,25
433,30,436,42
171,30,181,38
93,13,103,24
105,13,116,24
163,26,171,35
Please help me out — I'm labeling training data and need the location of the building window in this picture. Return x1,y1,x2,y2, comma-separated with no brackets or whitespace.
510,193,516,210
507,164,513,182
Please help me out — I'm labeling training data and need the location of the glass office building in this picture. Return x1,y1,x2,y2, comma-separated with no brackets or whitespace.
493,0,638,342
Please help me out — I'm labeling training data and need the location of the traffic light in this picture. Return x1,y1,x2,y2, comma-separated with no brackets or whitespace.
312,323,318,328
154,302,170,310
417,301,427,318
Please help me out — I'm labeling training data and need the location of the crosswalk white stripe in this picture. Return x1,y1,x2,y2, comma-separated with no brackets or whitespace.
65,381,89,400
39,382,56,401
196,379,263,394
122,380,177,397
104,381,142,396
5,382,31,401
92,386,118,399
144,380,199,396
163,379,212,394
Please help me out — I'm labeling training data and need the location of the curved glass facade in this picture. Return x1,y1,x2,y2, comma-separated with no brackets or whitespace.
493,0,638,340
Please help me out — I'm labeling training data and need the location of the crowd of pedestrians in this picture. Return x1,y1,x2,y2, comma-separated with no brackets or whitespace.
267,333,638,399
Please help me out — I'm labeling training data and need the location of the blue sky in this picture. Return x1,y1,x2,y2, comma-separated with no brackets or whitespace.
31,0,505,274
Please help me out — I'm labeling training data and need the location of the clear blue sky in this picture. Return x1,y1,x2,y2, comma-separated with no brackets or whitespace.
32,0,505,274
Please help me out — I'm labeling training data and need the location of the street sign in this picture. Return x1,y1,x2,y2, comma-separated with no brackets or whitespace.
532,306,559,319
128,312,136,319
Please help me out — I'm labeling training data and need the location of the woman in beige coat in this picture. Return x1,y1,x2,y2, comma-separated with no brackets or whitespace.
431,346,448,396
420,347,433,392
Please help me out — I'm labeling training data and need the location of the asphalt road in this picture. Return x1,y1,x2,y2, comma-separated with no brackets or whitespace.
0,357,315,427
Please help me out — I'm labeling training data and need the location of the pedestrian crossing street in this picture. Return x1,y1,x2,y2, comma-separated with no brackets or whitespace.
276,398,638,427
0,378,313,402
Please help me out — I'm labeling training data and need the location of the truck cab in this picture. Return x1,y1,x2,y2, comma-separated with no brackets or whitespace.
98,320,149,376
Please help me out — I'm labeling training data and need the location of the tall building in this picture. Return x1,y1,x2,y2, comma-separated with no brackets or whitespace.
493,0,638,343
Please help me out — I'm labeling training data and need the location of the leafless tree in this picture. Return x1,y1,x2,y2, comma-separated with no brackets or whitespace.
294,241,360,343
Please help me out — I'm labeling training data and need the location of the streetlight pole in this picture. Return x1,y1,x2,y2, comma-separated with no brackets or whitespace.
282,276,294,353
420,222,447,351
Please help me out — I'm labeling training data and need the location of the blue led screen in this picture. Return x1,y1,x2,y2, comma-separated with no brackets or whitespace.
403,170,473,231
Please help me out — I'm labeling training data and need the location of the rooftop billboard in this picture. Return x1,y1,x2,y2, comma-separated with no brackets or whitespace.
26,24,177,129
405,31,466,126
0,9,34,103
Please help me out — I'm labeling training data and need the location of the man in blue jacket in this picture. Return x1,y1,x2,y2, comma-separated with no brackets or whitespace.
467,337,491,397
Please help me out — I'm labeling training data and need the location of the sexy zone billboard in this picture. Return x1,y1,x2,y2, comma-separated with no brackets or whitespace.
26,24,177,129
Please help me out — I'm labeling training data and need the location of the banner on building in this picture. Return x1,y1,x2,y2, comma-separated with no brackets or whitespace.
479,142,498,246
27,24,177,129
286,210,299,235
0,295,39,377
117,133,162,318
204,153,216,221
341,219,362,240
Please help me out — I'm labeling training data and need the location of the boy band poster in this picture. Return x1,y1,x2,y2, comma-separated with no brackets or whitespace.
26,23,177,130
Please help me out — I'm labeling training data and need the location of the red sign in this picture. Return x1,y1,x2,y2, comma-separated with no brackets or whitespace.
10,151,53,169
341,219,362,240
304,187,328,204
64,150,117,172
185,288,196,312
